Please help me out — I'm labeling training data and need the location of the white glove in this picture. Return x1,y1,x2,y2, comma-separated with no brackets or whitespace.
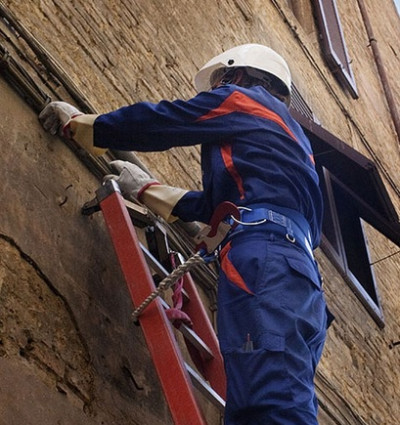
39,101,82,137
104,160,159,201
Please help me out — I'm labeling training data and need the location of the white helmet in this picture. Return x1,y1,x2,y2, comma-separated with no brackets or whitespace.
194,43,291,97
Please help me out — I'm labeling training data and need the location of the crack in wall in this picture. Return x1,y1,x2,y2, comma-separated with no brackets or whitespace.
0,232,91,354
0,232,95,410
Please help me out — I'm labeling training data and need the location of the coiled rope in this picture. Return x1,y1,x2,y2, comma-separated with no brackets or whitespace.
131,251,206,322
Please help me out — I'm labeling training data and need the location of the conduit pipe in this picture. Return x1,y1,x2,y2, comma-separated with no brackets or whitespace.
357,0,400,145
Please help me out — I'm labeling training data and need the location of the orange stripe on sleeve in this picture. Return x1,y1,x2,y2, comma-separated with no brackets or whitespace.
196,91,298,142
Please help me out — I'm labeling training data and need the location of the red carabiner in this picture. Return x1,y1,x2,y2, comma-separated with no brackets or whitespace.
194,201,240,254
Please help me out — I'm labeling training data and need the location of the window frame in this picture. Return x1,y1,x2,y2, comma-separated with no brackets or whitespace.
312,0,359,98
290,104,400,328
318,167,384,327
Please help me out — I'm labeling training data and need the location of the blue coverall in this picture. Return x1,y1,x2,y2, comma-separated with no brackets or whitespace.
93,84,328,424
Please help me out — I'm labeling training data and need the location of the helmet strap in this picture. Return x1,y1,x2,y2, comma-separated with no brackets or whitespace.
212,68,240,88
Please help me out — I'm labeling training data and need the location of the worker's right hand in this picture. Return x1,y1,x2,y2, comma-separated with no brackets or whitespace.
39,101,83,138
104,160,159,201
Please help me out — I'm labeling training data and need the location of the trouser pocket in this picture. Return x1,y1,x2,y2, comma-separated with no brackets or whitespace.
223,329,320,425
223,331,290,422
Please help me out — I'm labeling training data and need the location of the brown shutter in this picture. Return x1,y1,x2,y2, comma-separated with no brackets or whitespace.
313,0,358,98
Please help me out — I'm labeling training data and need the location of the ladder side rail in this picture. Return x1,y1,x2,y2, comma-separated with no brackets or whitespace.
139,225,226,400
181,273,226,399
97,182,207,425
141,231,226,399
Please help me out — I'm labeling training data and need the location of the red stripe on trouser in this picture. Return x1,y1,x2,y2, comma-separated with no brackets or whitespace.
220,241,254,295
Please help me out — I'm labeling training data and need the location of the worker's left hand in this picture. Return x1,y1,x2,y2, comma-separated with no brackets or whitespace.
104,160,159,201
39,101,83,137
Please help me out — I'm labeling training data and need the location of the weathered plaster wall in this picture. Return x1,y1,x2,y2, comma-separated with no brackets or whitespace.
2,0,400,424
0,78,176,425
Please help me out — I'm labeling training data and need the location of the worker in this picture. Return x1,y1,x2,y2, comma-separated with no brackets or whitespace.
39,43,330,425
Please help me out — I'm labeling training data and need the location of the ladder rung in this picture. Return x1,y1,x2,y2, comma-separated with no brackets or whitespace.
185,363,225,413
159,299,214,361
140,243,170,278
138,221,226,413
179,324,214,361
140,243,190,300
96,182,208,424
124,199,154,227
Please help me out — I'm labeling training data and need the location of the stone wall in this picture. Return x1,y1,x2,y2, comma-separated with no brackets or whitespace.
1,1,400,424
0,77,179,425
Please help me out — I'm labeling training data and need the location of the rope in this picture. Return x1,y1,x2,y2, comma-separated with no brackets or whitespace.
131,251,205,322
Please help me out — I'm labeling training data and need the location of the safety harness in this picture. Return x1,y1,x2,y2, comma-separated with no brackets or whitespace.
132,201,314,322
228,203,314,260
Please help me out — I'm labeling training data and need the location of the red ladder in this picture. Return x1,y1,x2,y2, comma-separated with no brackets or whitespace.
84,180,226,425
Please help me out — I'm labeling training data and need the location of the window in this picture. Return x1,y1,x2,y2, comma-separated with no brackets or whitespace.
287,0,358,98
290,106,400,328
312,0,358,98
317,166,384,327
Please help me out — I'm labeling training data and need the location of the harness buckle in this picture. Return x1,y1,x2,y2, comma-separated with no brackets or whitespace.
230,206,267,226
194,201,240,254
286,233,296,243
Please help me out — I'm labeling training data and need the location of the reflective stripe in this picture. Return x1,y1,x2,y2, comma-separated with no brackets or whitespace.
196,91,297,141
220,144,245,200
196,90,316,165
220,241,254,295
